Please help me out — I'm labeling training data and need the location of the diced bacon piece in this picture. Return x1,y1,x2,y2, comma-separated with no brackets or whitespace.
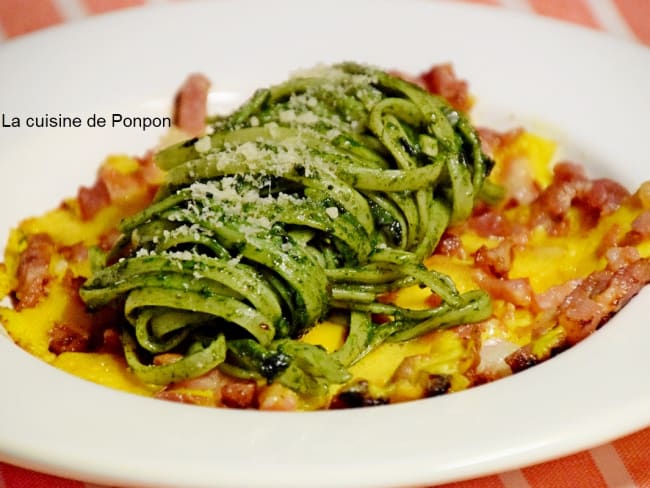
621,210,650,246
509,223,530,246
98,228,122,252
221,381,257,409
170,368,227,392
97,327,122,355
425,293,443,308
533,161,589,221
48,323,90,354
77,179,111,220
76,153,160,222
391,354,426,382
454,322,481,341
476,127,523,159
173,73,211,137
48,272,118,354
596,223,622,257
474,200,492,216
578,178,629,217
99,164,143,203
534,279,581,311
58,242,88,263
376,290,398,304
558,257,650,345
557,270,610,345
633,181,650,209
632,210,650,236
14,233,55,310
505,345,539,373
434,230,465,258
138,151,165,187
500,156,541,206
155,391,213,406
596,258,650,310
474,241,513,277
419,64,471,112
477,338,520,379
371,313,392,325
468,210,512,238
165,368,258,409
473,269,534,308
605,246,640,271
531,163,629,232
554,161,588,183
257,383,299,411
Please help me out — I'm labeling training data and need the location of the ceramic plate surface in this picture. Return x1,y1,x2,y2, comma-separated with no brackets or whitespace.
0,1,649,487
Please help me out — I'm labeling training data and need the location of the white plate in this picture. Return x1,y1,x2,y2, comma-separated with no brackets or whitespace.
1,1,649,487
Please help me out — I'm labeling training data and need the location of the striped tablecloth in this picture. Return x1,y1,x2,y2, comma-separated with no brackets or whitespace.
0,1,648,487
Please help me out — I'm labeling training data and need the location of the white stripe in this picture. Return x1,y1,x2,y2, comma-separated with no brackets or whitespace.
52,0,89,22
586,0,636,40
589,444,637,487
499,469,532,488
497,0,534,13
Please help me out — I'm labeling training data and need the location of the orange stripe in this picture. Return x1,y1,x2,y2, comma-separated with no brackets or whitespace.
81,0,146,15
522,451,606,487
529,0,601,29
435,474,504,488
613,0,650,44
613,427,650,487
0,462,84,488
0,0,64,39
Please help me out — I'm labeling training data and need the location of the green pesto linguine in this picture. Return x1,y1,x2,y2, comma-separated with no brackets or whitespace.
80,63,494,397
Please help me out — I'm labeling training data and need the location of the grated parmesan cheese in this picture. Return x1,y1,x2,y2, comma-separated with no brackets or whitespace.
325,207,339,219
194,136,212,153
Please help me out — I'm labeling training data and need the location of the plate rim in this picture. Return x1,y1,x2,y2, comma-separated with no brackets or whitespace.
0,1,649,487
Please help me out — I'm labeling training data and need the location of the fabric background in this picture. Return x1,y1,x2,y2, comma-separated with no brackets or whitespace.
0,0,648,486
